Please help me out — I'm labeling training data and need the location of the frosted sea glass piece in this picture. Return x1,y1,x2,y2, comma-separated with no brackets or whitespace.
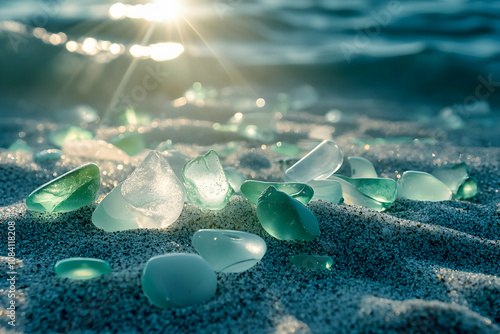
256,186,319,241
34,149,63,162
348,156,378,178
183,150,234,210
142,254,217,308
285,140,343,182
241,181,314,205
456,177,478,200
272,142,302,156
26,163,100,213
8,139,32,152
192,229,267,273
289,255,333,270
48,125,94,148
54,258,111,280
305,180,343,204
328,176,387,211
397,171,452,201
431,162,477,199
111,132,145,156
223,167,246,194
62,140,131,163
332,176,397,204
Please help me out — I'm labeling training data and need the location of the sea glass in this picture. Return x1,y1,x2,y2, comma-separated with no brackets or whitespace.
284,140,343,182
142,254,217,308
26,163,100,213
256,186,319,241
305,180,343,204
332,176,397,204
241,181,314,205
110,132,145,156
289,255,333,270
192,229,267,273
397,171,452,201
223,167,246,194
62,140,131,163
432,162,477,199
272,142,302,156
328,176,388,211
348,156,378,178
48,125,94,148
54,257,111,280
183,150,234,210
7,139,32,152
456,177,478,200
34,149,63,162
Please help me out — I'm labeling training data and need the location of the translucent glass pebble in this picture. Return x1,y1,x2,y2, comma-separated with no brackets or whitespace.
432,162,477,199
62,140,131,163
110,132,145,156
34,149,63,162
348,156,378,178
397,171,452,201
256,186,319,241
8,139,32,152
183,150,234,210
456,177,478,200
48,125,94,148
272,142,302,156
285,140,343,182
192,229,267,273
328,176,388,211
26,163,100,213
142,254,217,308
289,255,333,270
306,180,343,204
241,180,314,205
54,257,111,280
332,176,397,204
223,167,246,194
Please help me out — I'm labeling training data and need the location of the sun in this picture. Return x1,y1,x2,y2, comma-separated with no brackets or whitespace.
109,0,181,22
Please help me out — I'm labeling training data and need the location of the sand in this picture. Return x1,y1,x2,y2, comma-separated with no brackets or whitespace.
1,99,500,333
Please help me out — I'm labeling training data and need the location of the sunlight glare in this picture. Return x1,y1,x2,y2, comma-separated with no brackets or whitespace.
109,0,180,22
150,43,184,61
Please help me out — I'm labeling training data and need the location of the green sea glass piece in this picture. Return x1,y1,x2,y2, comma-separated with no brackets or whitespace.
272,142,302,156
192,229,267,273
34,149,63,162
223,167,246,194
289,255,333,270
241,180,314,205
142,254,217,308
183,150,234,210
397,171,452,201
110,132,145,156
456,177,478,200
26,163,100,213
54,258,111,280
285,140,343,182
306,180,343,204
8,139,32,152
432,163,477,199
333,176,397,204
328,176,388,211
256,186,320,241
348,156,378,178
48,125,94,148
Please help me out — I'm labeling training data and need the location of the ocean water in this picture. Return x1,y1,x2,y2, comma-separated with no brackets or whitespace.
0,0,499,120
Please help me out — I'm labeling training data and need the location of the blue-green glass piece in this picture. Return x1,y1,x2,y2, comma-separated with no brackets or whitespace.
26,163,100,213
348,156,378,178
456,177,478,200
48,125,94,148
432,162,468,194
240,180,314,205
34,149,63,162
110,132,145,156
256,186,319,241
141,254,217,308
192,229,267,273
334,176,397,204
223,167,246,194
397,171,452,201
305,180,343,204
54,258,111,280
183,150,234,210
328,176,387,211
289,255,333,270
8,139,32,152
272,142,302,156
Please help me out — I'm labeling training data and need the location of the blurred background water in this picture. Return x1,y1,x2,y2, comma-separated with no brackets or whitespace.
0,0,499,123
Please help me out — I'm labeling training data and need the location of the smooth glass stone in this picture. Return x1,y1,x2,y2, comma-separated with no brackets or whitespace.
62,140,131,163
284,140,343,182
397,171,452,201
256,186,319,241
142,254,217,308
120,151,186,227
54,257,111,280
305,180,343,204
456,177,478,200
272,142,302,156
55,257,110,280
289,255,333,270
183,150,234,210
241,180,314,205
7,139,32,152
56,105,99,125
26,163,100,213
223,167,246,194
431,162,468,194
332,176,397,204
328,176,387,211
48,125,94,148
34,149,63,162
348,156,378,178
192,229,267,273
111,132,145,156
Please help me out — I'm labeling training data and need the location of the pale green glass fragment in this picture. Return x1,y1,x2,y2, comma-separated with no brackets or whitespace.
305,180,343,204
48,125,94,148
328,176,387,211
183,150,234,210
26,163,100,213
34,149,63,162
285,140,343,182
289,255,333,270
272,142,302,156
240,180,314,205
110,132,145,156
223,167,246,194
348,156,378,178
333,176,397,204
397,171,452,201
142,254,217,308
54,258,111,280
8,139,32,152
431,162,477,200
192,229,267,273
256,186,319,241
456,177,478,200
